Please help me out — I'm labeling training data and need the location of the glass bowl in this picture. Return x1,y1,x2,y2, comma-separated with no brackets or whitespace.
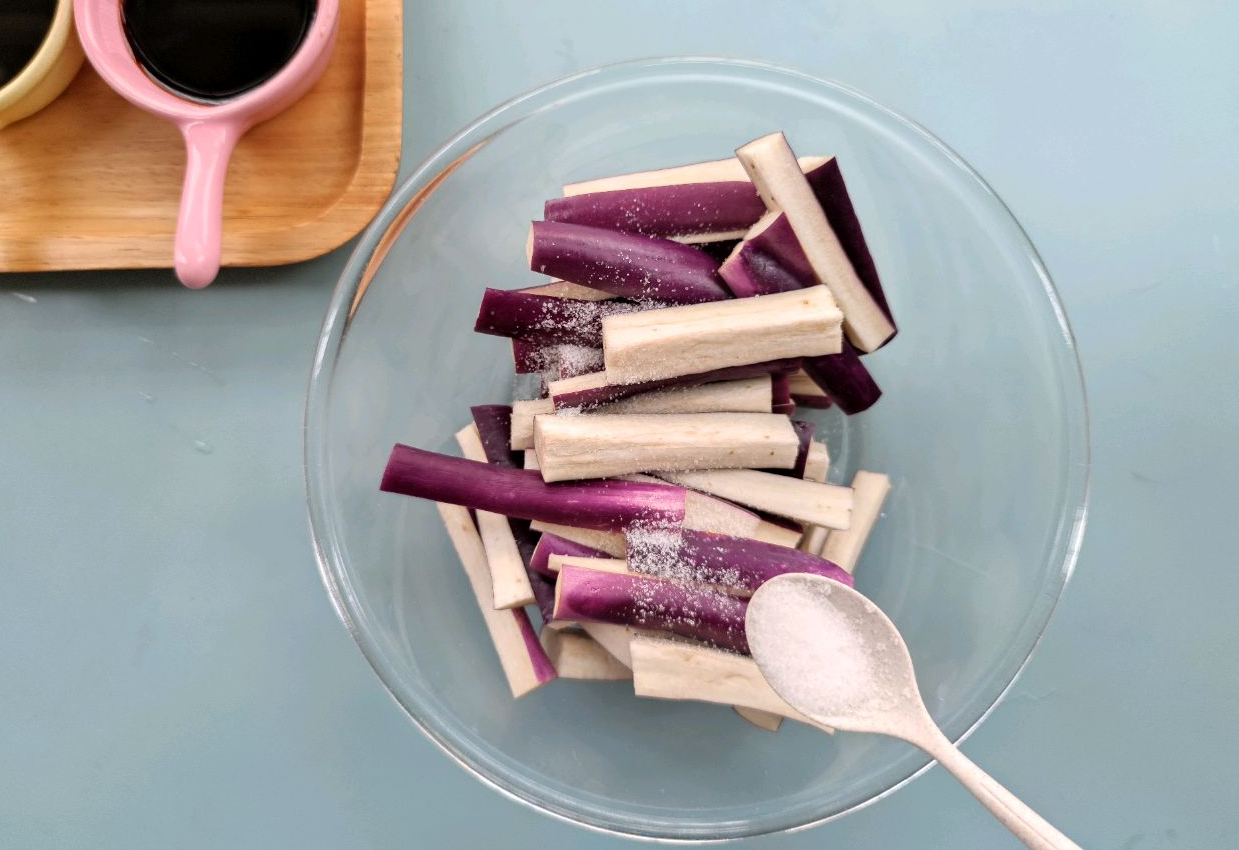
305,57,1089,841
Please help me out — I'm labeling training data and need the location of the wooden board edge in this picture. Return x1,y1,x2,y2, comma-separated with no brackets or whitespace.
219,0,404,268
0,0,404,274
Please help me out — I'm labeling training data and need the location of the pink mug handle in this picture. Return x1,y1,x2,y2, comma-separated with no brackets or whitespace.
174,120,242,289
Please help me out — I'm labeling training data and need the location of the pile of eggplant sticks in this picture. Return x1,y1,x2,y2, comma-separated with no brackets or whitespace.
381,132,893,731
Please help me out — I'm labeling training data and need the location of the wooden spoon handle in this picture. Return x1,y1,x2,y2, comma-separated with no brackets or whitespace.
916,726,1082,850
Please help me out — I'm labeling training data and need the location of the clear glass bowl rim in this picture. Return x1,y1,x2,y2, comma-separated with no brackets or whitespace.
304,55,1091,842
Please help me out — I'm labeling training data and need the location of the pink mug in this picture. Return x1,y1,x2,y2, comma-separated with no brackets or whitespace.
74,0,340,288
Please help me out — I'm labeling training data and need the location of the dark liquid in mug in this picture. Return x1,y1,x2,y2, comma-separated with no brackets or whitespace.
122,0,316,102
0,0,57,88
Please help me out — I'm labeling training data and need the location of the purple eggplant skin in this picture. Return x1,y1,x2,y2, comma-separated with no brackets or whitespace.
716,184,884,413
554,565,751,653
466,405,558,619
771,372,793,409
510,602,558,683
511,338,541,374
719,214,813,298
528,221,731,305
624,528,854,592
520,532,558,622
474,288,626,347
540,157,893,318
720,158,894,324
806,159,894,324
381,445,688,533
544,181,765,240
529,533,611,578
762,420,814,478
470,405,521,468
801,340,882,414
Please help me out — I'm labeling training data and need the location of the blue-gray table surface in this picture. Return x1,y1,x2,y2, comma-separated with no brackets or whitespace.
2,2,1236,847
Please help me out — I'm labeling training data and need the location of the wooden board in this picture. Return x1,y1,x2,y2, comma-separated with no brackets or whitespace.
0,0,401,274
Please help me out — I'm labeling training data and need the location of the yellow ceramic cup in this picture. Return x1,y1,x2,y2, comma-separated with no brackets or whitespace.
0,0,85,131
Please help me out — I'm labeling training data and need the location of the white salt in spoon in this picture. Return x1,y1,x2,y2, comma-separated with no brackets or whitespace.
746,574,1082,850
